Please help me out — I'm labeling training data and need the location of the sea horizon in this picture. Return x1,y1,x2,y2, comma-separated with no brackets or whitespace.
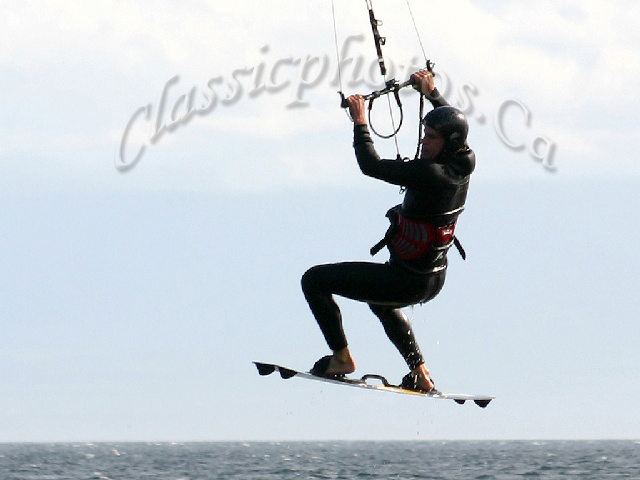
2,440,639,479
3,438,639,444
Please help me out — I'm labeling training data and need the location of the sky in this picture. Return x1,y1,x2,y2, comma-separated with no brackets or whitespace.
1,0,639,442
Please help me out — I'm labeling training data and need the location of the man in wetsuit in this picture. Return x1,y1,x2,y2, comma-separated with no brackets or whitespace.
301,70,475,393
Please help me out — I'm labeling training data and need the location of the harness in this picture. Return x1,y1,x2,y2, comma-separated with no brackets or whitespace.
370,207,466,270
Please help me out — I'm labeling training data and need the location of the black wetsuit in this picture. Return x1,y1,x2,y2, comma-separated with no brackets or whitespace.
301,91,475,371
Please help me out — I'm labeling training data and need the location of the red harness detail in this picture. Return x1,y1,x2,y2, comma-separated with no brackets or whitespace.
388,215,457,261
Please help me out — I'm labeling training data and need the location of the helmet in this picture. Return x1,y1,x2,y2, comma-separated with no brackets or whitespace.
423,106,468,152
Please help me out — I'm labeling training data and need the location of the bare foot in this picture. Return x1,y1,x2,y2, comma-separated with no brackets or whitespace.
411,363,436,392
326,347,356,376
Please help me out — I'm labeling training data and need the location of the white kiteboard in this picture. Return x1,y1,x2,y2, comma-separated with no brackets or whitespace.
253,361,494,408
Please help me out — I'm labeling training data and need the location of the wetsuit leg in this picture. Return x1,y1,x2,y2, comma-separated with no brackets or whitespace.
301,262,445,358
369,305,424,370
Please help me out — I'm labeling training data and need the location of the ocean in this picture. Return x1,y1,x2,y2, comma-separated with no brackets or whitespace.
1,441,638,479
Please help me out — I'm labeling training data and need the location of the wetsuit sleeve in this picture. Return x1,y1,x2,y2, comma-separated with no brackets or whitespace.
426,87,449,109
353,124,451,190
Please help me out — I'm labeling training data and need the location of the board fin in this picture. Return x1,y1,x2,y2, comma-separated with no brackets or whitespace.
254,362,276,376
278,366,297,379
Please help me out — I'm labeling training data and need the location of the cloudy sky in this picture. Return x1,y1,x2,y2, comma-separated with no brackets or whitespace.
1,0,639,441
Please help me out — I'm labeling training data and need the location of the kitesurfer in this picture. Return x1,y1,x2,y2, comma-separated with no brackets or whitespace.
301,70,475,393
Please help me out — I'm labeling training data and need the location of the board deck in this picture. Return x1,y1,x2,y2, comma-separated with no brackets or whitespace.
253,361,494,408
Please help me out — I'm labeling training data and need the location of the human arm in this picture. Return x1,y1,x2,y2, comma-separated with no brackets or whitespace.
346,94,453,189
352,123,451,189
411,70,449,109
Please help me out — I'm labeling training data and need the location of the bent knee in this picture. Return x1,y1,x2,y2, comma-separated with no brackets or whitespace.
301,265,322,293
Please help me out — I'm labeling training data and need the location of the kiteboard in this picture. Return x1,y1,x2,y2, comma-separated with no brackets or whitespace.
253,361,494,408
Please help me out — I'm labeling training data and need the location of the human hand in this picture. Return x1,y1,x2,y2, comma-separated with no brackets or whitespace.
411,69,436,95
346,95,367,125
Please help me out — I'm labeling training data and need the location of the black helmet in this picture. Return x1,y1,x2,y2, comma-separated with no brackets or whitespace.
423,106,468,152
